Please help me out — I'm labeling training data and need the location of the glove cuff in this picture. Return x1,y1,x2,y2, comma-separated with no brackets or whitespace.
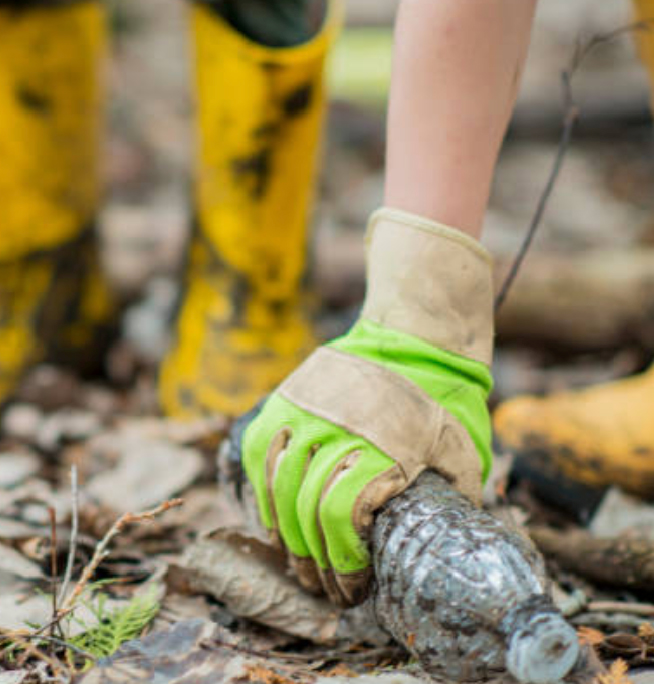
362,207,494,366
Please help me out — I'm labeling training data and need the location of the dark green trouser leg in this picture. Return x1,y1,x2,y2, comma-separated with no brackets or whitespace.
208,0,325,47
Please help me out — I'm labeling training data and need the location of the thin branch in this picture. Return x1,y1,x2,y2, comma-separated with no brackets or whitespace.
58,466,79,605
494,22,650,311
587,601,654,617
58,498,183,616
1,630,96,664
48,507,59,640
9,633,68,680
494,80,578,311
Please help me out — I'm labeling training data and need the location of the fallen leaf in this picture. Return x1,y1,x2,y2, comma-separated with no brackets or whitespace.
0,542,42,580
639,623,654,642
0,453,40,489
0,672,30,684
579,627,606,647
591,489,654,542
321,664,359,678
85,435,204,512
240,664,296,684
179,529,342,644
597,659,633,684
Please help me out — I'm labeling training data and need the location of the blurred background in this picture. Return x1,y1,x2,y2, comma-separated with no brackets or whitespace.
102,0,654,404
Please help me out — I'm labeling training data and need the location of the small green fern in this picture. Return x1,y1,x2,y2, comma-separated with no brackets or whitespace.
69,589,159,660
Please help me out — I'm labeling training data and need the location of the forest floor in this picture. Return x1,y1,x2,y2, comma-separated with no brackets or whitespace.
4,1,654,682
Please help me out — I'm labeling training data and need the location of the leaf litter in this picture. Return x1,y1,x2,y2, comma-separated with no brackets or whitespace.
0,369,651,684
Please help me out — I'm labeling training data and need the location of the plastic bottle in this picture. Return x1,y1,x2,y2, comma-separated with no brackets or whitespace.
224,415,580,683
372,471,579,683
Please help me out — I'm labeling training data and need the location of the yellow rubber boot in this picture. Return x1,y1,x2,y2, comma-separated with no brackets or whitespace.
159,2,341,418
494,366,654,499
0,0,114,399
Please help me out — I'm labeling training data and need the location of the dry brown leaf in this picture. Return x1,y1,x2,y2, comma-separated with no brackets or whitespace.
638,622,654,641
321,664,359,678
241,664,296,684
596,659,633,684
180,531,345,644
579,627,606,647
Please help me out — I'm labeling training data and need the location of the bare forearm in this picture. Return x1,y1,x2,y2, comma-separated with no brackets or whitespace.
385,0,538,239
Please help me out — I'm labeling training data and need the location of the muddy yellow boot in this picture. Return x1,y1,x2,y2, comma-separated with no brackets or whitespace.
494,366,654,499
0,0,114,400
159,1,341,418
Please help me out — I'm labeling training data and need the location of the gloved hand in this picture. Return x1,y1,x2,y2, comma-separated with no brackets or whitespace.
243,208,495,606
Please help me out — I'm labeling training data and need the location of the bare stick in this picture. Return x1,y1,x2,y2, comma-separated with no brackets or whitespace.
587,601,654,617
10,632,68,679
0,629,96,664
530,525,654,592
58,498,183,615
58,466,79,605
48,507,59,640
494,22,649,311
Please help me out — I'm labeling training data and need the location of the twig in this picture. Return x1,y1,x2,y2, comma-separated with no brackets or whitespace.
494,22,650,311
58,466,79,606
587,601,654,617
1,630,96,663
9,633,68,679
48,507,58,640
571,613,646,631
58,498,183,616
1,498,183,678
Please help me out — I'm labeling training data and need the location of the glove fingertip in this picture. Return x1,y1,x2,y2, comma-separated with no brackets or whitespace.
335,567,373,606
289,553,323,596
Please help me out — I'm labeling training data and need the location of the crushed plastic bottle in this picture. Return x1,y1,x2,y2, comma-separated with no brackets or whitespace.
372,471,579,683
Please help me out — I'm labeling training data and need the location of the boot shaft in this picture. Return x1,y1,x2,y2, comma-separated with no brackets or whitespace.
0,0,106,260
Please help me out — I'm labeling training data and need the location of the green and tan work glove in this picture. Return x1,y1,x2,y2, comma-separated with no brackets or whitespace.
243,208,494,606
